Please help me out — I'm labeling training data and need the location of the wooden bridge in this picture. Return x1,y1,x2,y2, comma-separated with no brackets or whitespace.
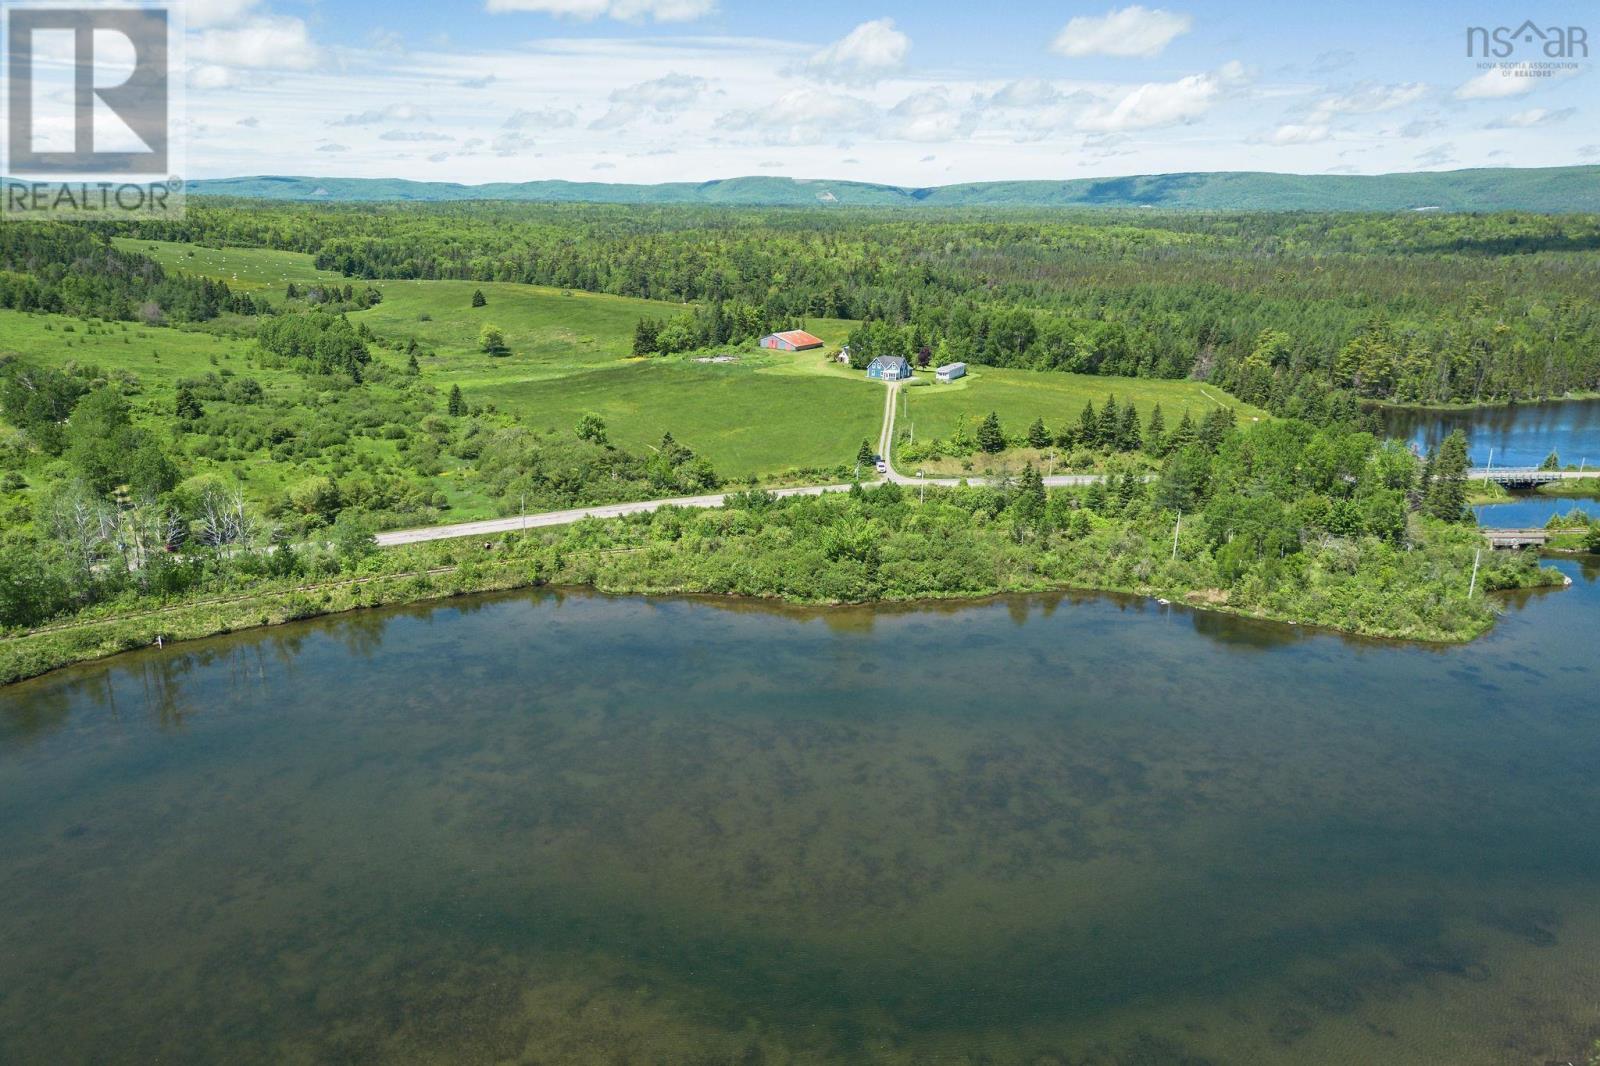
1470,468,1594,488
1481,528,1552,550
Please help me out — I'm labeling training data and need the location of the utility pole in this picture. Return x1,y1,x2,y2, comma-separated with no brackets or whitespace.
918,470,925,505
1484,447,1493,484
1172,513,1181,561
1468,547,1482,597
521,493,527,532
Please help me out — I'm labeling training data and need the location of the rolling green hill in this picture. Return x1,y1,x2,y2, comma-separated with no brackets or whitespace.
182,166,1600,212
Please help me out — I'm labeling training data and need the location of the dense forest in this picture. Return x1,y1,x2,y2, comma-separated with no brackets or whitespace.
119,202,1600,409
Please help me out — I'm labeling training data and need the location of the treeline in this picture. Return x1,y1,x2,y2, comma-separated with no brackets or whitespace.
1,224,262,322
118,201,1600,407
631,299,801,356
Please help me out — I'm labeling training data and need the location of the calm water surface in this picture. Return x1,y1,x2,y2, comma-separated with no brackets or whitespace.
1385,397,1600,468
5,569,1600,1064
1476,497,1600,528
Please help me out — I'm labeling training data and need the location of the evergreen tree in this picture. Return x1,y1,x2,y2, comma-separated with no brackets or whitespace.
1117,469,1141,509
1198,407,1237,452
405,352,420,375
856,439,873,466
471,289,487,308
1097,396,1120,448
1118,405,1142,452
285,282,299,299
633,317,661,356
1424,429,1470,521
1170,410,1197,451
1026,417,1051,449
1012,463,1046,532
1085,477,1109,514
1077,401,1098,447
1144,403,1167,456
174,384,202,421
977,412,1005,454
447,384,464,417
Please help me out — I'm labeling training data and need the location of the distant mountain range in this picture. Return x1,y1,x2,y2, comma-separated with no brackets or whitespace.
175,165,1596,212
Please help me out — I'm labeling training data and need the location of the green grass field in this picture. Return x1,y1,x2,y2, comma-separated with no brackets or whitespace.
473,361,882,477
111,239,342,294
0,311,257,387
902,364,1267,442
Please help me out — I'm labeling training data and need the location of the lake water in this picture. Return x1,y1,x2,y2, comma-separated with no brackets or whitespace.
6,572,1600,1065
1384,397,1600,469
1476,497,1600,528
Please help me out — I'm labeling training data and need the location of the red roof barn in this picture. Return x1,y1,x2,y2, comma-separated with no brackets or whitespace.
760,329,825,351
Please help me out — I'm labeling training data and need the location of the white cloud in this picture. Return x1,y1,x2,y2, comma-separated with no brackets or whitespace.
194,16,321,70
1455,69,1536,100
504,107,579,129
332,103,433,126
1078,61,1246,131
491,131,538,155
483,0,715,22
189,64,238,90
1308,50,1356,75
380,130,455,142
720,87,879,144
1308,82,1427,121
187,0,259,29
1398,117,1445,139
984,79,1066,109
804,18,909,83
1486,107,1575,128
1269,123,1329,145
590,72,707,130
316,143,349,153
887,88,979,142
1415,142,1456,166
1052,6,1192,59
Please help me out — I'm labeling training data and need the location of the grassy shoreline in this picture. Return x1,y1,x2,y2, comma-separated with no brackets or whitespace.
0,517,1571,688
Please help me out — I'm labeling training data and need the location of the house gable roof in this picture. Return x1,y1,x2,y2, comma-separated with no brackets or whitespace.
768,329,824,347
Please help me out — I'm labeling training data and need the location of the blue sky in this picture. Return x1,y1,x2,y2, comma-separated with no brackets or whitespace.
177,0,1597,183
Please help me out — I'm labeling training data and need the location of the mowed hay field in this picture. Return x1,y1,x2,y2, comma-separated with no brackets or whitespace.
105,241,883,478
112,239,342,296
903,364,1268,441
481,362,883,477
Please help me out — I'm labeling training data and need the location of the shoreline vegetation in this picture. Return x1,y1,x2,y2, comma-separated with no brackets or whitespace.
1368,391,1600,414
0,479,1568,687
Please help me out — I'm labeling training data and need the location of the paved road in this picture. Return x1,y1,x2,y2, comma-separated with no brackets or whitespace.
378,380,1115,547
